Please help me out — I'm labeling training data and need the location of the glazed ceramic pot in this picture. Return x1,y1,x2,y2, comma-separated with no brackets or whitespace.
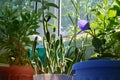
33,74,72,80
72,60,120,80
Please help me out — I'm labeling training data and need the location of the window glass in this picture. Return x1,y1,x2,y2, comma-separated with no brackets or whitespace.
0,0,34,12
61,0,113,36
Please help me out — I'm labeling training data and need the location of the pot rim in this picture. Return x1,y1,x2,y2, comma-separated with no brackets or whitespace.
72,60,120,73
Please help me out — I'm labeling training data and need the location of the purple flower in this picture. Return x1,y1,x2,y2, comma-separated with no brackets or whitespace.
78,20,90,31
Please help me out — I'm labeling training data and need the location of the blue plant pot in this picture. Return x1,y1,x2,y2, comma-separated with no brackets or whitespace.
72,60,120,80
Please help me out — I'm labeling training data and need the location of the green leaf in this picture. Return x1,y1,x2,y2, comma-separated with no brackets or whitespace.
31,25,40,29
112,31,120,41
48,23,57,28
97,11,105,21
113,5,120,16
55,40,59,50
30,0,41,2
46,16,51,22
45,2,59,8
97,4,102,8
92,37,102,50
68,13,75,26
38,6,47,13
45,12,57,19
90,22,98,28
45,31,50,43
104,0,108,7
70,0,78,12
22,37,31,44
91,8,97,12
74,47,79,56
115,0,120,6
108,9,117,18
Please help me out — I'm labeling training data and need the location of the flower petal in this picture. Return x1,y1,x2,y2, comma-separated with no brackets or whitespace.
78,20,90,31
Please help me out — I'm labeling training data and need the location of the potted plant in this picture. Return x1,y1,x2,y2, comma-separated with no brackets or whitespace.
31,28,86,80
30,0,88,79
31,13,75,78
28,0,74,80
0,5,40,80
32,32,73,80
71,0,120,80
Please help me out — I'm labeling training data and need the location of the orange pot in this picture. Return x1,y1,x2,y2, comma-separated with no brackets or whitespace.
0,66,34,80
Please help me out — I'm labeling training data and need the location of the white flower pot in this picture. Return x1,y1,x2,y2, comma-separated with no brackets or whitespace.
33,74,72,80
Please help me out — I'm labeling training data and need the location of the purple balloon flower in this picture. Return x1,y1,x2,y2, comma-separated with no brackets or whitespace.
78,20,90,31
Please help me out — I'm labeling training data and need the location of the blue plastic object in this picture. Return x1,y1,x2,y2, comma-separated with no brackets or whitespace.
36,44,45,66
29,44,45,66
72,60,120,80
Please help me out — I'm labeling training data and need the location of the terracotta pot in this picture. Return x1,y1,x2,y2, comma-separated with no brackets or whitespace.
0,66,9,80
0,65,34,80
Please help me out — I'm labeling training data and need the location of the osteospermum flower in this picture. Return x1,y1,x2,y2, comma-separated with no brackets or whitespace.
78,20,90,31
